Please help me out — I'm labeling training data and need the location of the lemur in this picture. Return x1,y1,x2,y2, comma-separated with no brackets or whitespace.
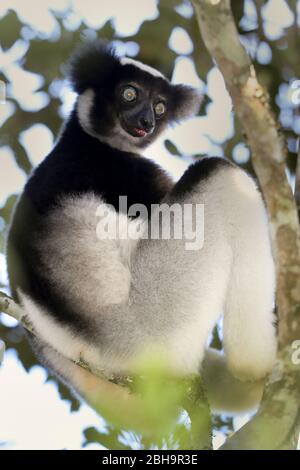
7,41,277,410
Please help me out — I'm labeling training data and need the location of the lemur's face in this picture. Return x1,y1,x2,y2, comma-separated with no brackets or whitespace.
111,61,180,149
71,43,201,153
116,81,167,142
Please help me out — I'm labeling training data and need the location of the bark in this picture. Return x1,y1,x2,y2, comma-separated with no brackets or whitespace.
191,0,300,450
221,347,300,450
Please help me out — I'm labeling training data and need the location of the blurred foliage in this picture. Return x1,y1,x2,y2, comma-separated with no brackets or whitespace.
164,138,181,156
81,357,212,450
0,0,299,449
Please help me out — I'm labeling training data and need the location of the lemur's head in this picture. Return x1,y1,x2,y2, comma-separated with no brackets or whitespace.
68,41,202,153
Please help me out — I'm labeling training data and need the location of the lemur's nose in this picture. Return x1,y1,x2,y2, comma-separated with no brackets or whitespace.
139,114,154,133
139,117,154,132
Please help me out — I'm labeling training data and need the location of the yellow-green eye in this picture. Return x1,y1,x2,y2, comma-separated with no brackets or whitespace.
123,86,137,102
155,102,166,116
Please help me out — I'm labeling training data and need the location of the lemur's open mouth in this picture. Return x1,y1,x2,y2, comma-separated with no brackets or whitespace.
121,118,153,139
132,127,147,138
124,125,149,138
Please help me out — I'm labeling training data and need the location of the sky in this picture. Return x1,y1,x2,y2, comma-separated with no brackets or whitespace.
0,0,298,450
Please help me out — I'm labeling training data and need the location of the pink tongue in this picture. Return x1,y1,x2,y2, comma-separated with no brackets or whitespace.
134,128,146,137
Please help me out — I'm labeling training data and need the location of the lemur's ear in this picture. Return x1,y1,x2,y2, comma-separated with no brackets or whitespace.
67,40,119,94
169,84,202,122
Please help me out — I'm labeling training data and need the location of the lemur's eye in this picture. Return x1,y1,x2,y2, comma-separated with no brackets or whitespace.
122,86,137,102
154,102,166,116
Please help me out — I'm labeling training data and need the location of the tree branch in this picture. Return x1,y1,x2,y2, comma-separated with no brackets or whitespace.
192,0,300,347
0,291,125,381
220,347,300,450
0,291,28,327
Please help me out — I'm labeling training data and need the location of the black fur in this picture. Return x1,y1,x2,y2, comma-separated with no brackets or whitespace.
67,41,120,94
172,157,232,198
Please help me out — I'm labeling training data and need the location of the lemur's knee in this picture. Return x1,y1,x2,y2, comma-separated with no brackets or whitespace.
172,157,232,198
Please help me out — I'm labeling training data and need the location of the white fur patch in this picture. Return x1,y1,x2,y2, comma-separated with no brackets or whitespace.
20,292,96,365
77,89,95,136
94,122,142,153
120,57,166,79
37,193,141,315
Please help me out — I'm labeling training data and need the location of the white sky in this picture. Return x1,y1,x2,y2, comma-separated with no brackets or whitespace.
0,0,298,450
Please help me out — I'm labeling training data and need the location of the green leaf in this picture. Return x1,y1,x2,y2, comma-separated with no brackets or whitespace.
83,426,133,450
164,139,182,157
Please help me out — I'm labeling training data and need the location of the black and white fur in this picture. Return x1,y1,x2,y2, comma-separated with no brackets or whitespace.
7,42,276,396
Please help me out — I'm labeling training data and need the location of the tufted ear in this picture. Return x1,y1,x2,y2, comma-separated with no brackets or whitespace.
66,40,120,94
169,84,202,122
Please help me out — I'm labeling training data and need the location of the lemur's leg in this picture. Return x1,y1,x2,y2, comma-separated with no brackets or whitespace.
129,158,276,378
128,158,232,373
221,168,277,380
